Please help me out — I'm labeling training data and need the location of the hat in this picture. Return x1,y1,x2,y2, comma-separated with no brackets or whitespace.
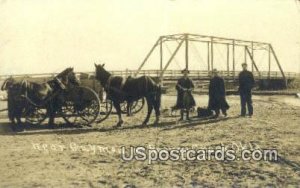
212,68,219,73
242,62,247,66
181,68,190,74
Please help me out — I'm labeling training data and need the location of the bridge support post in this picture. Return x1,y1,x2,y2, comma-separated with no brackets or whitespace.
269,44,287,88
245,47,261,77
251,42,254,72
244,46,247,64
185,34,189,70
268,45,271,79
207,42,210,73
135,38,160,77
160,36,163,84
227,44,230,78
232,40,235,80
211,37,214,72
160,39,185,80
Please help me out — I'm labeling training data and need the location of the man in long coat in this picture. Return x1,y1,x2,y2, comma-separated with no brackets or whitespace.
208,69,229,118
175,68,196,121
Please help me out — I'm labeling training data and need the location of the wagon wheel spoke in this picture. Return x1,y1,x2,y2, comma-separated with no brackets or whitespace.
24,106,47,125
95,99,112,123
62,86,100,127
130,98,145,114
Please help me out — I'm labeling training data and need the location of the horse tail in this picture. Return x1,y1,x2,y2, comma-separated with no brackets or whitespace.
145,76,161,108
154,83,162,108
151,79,162,107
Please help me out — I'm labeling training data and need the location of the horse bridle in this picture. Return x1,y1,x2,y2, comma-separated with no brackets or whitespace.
54,76,66,90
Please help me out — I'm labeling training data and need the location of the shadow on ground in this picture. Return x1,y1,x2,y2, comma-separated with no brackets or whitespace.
0,115,240,136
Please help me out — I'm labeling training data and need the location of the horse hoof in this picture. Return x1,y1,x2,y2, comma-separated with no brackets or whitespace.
116,121,123,127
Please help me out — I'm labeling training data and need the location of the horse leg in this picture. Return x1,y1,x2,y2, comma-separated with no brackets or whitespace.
142,97,153,126
47,105,55,129
48,115,54,129
153,98,160,125
126,101,132,116
14,106,24,131
10,117,17,132
113,102,123,127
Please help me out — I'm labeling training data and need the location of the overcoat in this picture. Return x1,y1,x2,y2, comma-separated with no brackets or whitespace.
208,76,229,111
175,77,196,109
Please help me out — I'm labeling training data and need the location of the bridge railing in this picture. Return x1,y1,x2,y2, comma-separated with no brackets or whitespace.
0,70,298,81
117,70,298,80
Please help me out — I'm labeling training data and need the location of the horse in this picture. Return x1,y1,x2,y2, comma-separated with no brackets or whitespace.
94,63,161,127
2,68,80,130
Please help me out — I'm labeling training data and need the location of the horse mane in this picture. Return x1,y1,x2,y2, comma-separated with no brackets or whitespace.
56,67,73,78
95,65,112,87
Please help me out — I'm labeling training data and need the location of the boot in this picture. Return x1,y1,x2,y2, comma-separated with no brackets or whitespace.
186,111,191,121
179,110,184,121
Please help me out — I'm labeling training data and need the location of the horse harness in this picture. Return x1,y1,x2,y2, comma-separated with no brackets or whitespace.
105,75,127,96
20,77,67,107
104,75,160,100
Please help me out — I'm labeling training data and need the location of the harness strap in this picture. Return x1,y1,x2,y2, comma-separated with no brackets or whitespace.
105,76,126,93
55,77,66,90
19,79,62,107
105,75,113,90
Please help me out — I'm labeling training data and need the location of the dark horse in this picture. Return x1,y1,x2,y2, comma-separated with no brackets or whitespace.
95,63,161,127
1,68,80,130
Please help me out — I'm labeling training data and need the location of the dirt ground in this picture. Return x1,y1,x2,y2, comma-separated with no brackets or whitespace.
0,95,299,187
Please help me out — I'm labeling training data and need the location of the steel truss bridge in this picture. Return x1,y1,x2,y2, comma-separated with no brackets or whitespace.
0,34,299,89
135,33,292,87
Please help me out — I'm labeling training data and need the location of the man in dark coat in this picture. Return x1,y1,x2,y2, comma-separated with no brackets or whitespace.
208,69,229,118
175,68,196,121
238,63,255,117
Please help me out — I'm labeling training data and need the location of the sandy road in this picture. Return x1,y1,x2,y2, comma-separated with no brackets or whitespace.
0,95,299,187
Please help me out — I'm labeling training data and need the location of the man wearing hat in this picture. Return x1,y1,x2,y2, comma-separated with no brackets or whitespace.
175,68,196,121
208,69,229,118
238,63,255,117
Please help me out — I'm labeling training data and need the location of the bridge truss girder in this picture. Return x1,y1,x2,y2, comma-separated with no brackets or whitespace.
135,33,287,87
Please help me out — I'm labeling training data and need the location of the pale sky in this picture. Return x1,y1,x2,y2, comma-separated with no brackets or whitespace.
0,0,300,75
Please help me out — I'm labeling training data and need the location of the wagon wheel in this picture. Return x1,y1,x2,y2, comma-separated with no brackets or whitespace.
95,90,112,123
62,86,100,126
23,105,47,125
120,98,145,114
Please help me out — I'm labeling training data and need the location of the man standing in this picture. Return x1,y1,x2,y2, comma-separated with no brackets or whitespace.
208,69,229,118
175,68,196,121
238,63,255,117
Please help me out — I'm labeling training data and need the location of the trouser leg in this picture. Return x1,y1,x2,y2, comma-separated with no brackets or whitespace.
186,110,190,120
215,109,220,117
179,109,184,121
240,93,246,116
221,108,227,116
246,92,253,116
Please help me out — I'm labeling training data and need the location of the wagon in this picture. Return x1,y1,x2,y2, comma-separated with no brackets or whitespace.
20,73,145,126
23,85,101,126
